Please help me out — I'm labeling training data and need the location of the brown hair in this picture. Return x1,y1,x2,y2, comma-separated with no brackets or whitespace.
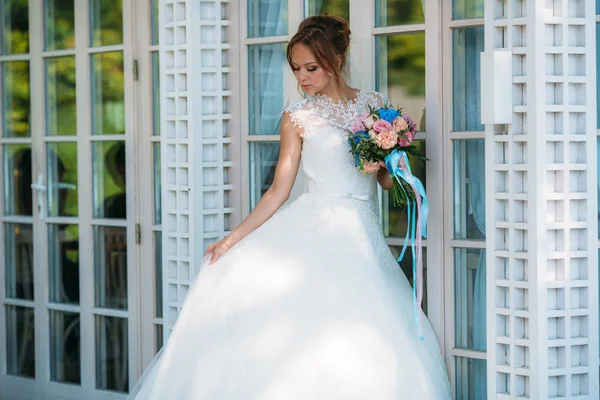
287,15,351,100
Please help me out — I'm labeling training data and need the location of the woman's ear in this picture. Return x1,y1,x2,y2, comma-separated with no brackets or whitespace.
336,55,342,69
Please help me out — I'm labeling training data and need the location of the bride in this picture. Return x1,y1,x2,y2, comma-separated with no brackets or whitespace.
128,15,452,399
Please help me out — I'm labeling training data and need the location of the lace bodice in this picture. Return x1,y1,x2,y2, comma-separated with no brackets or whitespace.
283,90,389,200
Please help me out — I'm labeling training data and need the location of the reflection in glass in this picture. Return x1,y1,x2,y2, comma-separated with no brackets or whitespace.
305,0,349,22
381,141,426,237
50,310,80,384
452,0,484,20
153,143,161,224
90,0,123,47
152,52,160,136
3,144,32,216
248,44,286,135
376,33,426,132
95,315,128,392
155,231,163,318
6,305,35,378
1,0,29,54
249,142,280,209
94,226,127,310
91,51,125,135
47,142,78,217
248,0,287,38
93,141,126,219
46,56,77,136
454,248,486,351
389,246,428,314
48,224,79,304
151,0,159,45
453,140,485,240
2,61,31,137
455,357,487,400
44,0,75,50
375,0,424,27
453,26,484,131
5,223,34,300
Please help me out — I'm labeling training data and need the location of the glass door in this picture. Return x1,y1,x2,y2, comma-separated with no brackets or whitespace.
0,0,139,398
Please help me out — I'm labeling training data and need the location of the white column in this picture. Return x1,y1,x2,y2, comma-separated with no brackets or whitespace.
159,0,232,339
484,0,599,398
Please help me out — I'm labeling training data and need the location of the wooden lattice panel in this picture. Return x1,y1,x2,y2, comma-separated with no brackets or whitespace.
484,0,599,398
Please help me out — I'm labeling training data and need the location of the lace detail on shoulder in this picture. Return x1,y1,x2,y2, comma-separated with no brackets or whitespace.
282,91,391,137
283,99,324,137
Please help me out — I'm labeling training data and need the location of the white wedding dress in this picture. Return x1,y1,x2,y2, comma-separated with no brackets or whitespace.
128,91,452,399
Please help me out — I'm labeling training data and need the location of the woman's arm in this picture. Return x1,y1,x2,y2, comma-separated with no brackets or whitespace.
205,112,303,263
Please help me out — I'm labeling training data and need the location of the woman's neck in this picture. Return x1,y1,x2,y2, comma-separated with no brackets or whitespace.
316,84,359,103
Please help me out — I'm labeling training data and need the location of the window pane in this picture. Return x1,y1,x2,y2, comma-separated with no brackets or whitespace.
152,52,160,136
453,139,485,240
375,0,424,27
153,143,162,224
453,26,484,131
4,223,34,300
376,33,426,132
155,231,163,318
48,224,79,304
596,24,600,128
305,0,349,22
91,51,125,135
94,226,128,310
452,0,484,20
93,141,126,219
46,56,77,136
455,357,487,400
1,0,29,55
389,246,428,314
151,0,159,45
454,248,486,351
2,61,31,137
248,43,286,135
3,144,32,216
47,142,78,217
90,0,123,47
155,324,163,354
44,0,75,50
6,305,35,378
248,0,287,38
249,142,279,209
381,140,426,238
50,310,80,384
95,315,128,392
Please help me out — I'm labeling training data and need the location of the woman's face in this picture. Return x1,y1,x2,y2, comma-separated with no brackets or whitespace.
290,43,332,96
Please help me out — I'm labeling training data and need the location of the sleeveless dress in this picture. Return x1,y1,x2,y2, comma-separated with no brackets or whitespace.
127,91,452,399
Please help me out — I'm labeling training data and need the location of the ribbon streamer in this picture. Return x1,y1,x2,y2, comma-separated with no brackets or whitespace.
385,149,429,340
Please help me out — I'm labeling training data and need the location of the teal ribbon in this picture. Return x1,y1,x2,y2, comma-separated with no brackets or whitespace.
384,149,429,340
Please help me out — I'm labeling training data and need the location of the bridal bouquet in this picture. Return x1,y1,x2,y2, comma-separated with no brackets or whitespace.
347,105,428,337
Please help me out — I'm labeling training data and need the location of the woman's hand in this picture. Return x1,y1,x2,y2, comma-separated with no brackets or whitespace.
377,160,394,190
205,237,233,265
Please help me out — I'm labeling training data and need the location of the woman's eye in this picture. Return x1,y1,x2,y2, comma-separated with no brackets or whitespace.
307,67,317,72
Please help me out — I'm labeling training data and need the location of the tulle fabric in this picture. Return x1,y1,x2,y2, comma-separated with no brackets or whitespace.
127,91,451,399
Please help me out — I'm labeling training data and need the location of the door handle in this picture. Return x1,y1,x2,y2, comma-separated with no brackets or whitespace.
31,174,46,221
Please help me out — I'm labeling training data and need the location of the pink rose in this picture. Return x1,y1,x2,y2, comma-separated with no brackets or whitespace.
361,114,377,130
362,160,381,174
376,130,398,150
351,119,365,133
393,116,409,133
398,131,414,147
372,119,393,133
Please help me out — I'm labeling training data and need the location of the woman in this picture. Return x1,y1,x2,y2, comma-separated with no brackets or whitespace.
128,15,451,399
